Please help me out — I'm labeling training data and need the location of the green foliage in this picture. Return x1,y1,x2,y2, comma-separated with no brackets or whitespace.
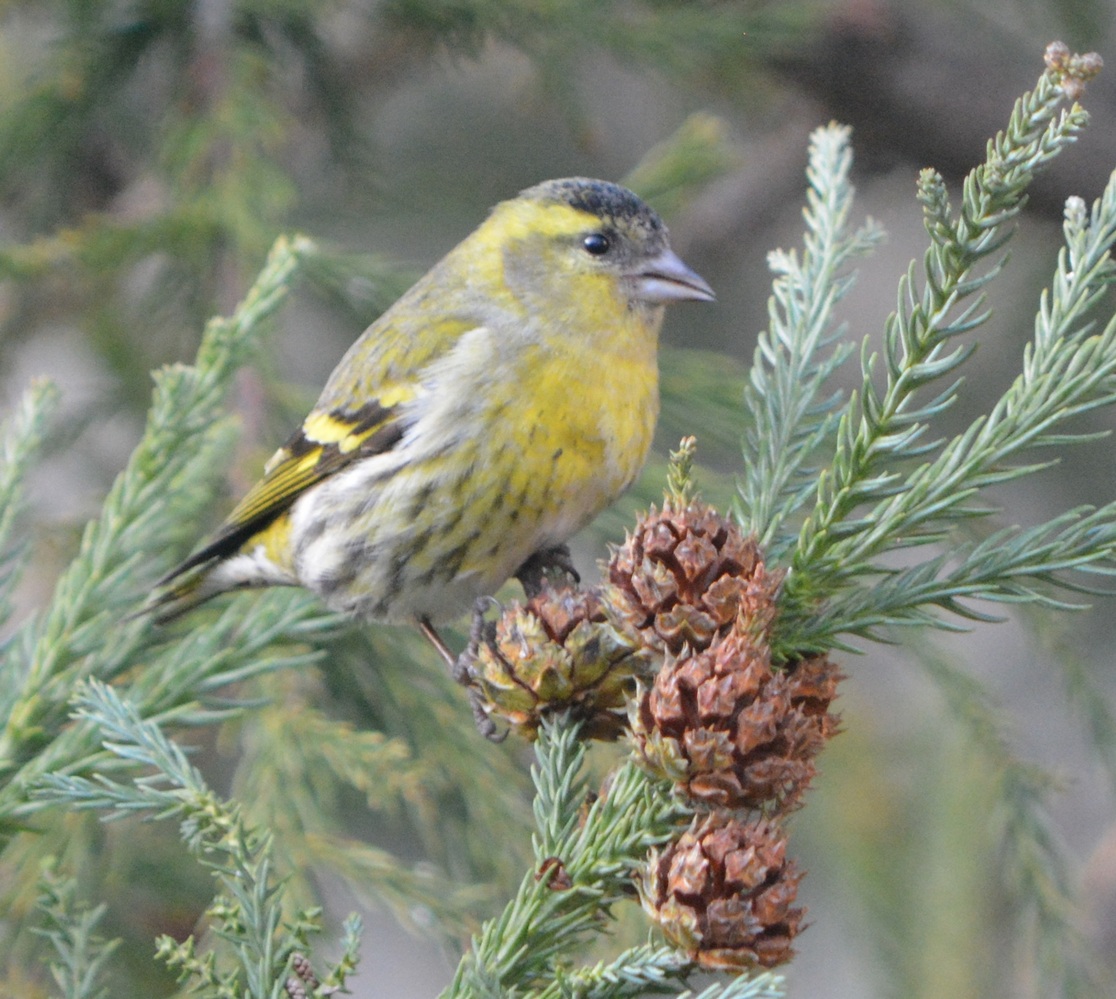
378,0,811,78
738,67,1116,659
0,380,59,625
736,122,883,555
624,112,744,220
34,864,120,999
916,649,1098,996
0,238,333,828
0,0,801,396
36,679,360,998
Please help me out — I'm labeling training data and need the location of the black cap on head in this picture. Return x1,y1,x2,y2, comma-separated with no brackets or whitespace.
521,177,664,233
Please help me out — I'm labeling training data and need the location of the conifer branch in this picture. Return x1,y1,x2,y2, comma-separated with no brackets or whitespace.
796,502,1116,650
322,629,536,889
1,24,1112,997
916,650,1099,996
3,234,309,696
1060,647,1116,798
737,123,882,558
33,866,119,999
445,715,687,997
771,63,1116,653
625,112,743,219
0,238,343,834
0,379,59,629
537,944,785,998
790,69,1088,588
34,679,360,998
0,590,332,840
233,671,486,934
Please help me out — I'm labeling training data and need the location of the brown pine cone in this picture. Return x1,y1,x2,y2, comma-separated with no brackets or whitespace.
605,501,780,656
472,585,653,739
632,625,842,813
642,811,805,970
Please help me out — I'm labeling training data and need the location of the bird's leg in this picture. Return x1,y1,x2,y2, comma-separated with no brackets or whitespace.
514,543,580,599
417,542,577,738
417,599,496,686
417,606,503,741
416,615,457,671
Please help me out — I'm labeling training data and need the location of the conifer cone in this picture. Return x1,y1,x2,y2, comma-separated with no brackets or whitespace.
632,625,842,813
605,500,780,656
472,585,652,739
642,812,804,970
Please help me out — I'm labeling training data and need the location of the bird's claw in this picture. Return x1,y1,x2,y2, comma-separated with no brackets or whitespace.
417,605,504,741
514,544,580,599
451,595,499,685
466,686,505,742
452,597,506,742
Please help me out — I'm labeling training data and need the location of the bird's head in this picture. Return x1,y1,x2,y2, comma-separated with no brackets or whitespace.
485,177,715,316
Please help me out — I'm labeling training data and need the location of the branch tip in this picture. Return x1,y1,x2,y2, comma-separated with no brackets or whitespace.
1044,41,1103,102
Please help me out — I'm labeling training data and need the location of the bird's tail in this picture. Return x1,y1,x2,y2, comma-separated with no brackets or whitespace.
138,517,295,624
134,562,225,624
151,578,213,623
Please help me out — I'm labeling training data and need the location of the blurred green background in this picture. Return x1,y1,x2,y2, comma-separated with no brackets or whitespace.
2,1,1115,996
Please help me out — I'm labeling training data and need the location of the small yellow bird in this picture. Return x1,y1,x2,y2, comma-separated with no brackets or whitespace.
153,177,713,674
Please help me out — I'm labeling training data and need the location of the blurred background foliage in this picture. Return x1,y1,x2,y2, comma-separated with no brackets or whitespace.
1,0,1115,996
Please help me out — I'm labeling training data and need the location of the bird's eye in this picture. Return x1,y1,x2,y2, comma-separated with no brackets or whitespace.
582,232,611,256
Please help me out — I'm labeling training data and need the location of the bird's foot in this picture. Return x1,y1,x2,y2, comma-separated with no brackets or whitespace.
514,544,580,599
417,603,504,742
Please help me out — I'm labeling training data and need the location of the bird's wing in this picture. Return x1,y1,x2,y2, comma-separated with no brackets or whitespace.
156,258,490,585
158,396,412,584
235,400,408,529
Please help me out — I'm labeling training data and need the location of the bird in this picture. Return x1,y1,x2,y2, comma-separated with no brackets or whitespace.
150,177,714,696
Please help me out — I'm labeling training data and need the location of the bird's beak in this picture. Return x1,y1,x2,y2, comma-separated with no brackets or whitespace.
629,247,715,304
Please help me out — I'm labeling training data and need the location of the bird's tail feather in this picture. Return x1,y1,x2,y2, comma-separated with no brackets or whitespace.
137,565,224,624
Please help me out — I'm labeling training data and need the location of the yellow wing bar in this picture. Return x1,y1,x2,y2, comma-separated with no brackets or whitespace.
159,398,406,584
